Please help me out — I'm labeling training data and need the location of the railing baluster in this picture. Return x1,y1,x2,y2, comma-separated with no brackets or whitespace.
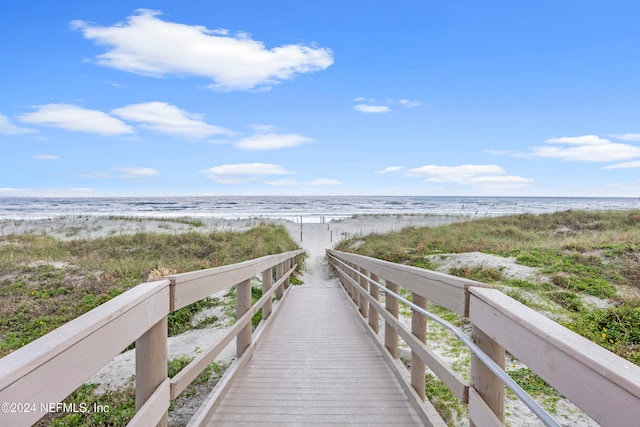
385,280,400,359
368,272,380,333
236,278,252,356
262,267,273,320
347,262,355,301
135,316,168,427
470,325,505,425
359,267,369,317
275,262,284,299
411,292,427,401
284,259,291,289
352,263,359,305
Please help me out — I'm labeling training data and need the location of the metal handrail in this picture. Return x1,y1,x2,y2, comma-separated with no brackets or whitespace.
327,252,561,427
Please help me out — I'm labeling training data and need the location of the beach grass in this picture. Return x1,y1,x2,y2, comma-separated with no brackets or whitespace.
0,222,300,357
336,210,640,361
336,209,640,423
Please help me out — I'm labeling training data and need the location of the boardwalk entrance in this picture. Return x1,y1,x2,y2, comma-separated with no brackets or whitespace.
208,285,422,426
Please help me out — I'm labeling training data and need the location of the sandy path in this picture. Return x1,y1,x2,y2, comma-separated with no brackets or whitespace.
282,215,465,285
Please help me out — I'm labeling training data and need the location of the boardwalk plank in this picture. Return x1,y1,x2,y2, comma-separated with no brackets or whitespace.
206,286,422,425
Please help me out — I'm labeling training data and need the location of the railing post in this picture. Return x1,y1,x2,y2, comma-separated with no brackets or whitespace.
351,263,359,305
385,280,399,359
275,262,284,299
411,292,427,401
359,267,369,317
237,278,252,356
284,259,291,289
262,267,273,320
346,263,354,300
368,273,380,333
135,316,168,427
470,325,505,425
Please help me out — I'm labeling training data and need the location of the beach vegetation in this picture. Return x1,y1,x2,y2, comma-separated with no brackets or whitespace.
1,221,298,426
507,367,561,413
336,210,640,421
35,356,228,426
0,223,300,357
105,215,206,227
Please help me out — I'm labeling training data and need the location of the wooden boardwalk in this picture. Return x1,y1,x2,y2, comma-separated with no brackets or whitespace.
207,283,422,426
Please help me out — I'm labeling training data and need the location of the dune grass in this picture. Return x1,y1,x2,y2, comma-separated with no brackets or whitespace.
336,210,640,424
0,223,300,357
336,210,640,364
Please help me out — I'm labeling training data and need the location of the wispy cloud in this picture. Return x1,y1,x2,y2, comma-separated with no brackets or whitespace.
201,163,293,183
353,104,391,113
72,9,334,91
352,97,422,113
250,124,278,133
603,161,640,170
112,102,230,138
407,164,532,187
33,154,60,160
376,166,404,174
398,99,421,108
530,134,640,162
115,167,160,180
266,178,342,186
81,167,159,180
0,187,95,197
609,133,640,142
19,104,133,135
235,132,312,151
0,113,36,135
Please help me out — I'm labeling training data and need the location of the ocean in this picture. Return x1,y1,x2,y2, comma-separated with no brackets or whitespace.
1,196,638,222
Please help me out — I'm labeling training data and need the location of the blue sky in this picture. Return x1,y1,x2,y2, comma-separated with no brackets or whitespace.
1,1,640,197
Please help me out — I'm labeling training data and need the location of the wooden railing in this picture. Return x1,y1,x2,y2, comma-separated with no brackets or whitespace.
0,249,304,427
326,249,640,427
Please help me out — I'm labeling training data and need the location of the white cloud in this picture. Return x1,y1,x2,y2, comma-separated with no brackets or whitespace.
399,99,421,108
603,161,640,170
545,135,610,145
19,104,133,135
267,178,342,186
81,171,111,179
353,104,391,113
33,154,60,160
352,98,422,113
235,133,311,151
112,102,229,138
115,167,160,179
0,187,95,197
0,113,36,135
531,134,640,162
250,124,278,133
610,133,640,142
202,163,293,183
407,164,532,187
376,166,404,174
81,168,160,180
408,164,505,182
72,9,333,91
